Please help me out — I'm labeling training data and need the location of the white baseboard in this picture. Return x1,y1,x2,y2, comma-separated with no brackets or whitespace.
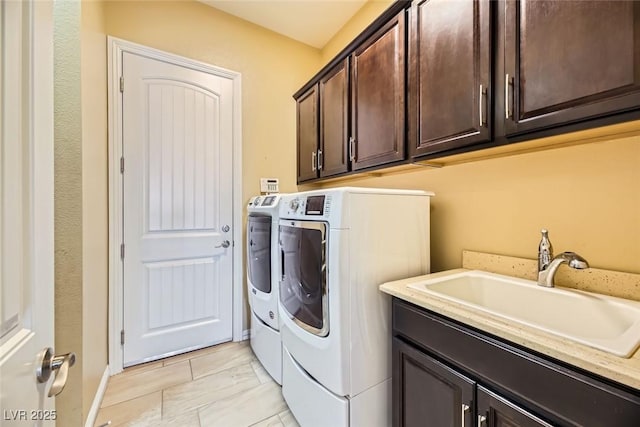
242,329,250,341
85,365,110,427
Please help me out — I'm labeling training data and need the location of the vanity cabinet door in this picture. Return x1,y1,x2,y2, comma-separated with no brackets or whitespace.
408,0,492,157
504,0,640,136
296,84,319,183
477,386,553,427
393,338,475,427
351,10,406,170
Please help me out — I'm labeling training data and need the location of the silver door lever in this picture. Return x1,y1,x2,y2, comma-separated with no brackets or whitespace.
215,240,230,248
36,347,76,397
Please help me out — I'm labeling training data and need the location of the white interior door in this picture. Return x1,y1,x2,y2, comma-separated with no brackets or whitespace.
122,51,234,366
0,0,56,424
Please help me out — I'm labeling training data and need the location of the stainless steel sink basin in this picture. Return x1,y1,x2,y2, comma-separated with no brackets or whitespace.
408,270,640,357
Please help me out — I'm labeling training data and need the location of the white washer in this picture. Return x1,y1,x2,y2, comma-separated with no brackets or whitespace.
278,187,433,427
247,194,286,384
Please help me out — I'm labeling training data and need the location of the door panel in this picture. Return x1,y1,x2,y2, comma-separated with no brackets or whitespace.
409,0,491,156
319,59,349,177
296,85,319,182
351,11,406,170
478,386,553,427
247,216,272,294
279,221,328,337
393,338,475,427
0,0,56,422
123,52,234,365
505,0,640,134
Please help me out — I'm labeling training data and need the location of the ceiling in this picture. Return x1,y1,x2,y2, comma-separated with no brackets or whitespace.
200,0,368,49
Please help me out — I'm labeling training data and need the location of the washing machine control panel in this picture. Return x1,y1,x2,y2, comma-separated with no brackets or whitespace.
281,194,332,219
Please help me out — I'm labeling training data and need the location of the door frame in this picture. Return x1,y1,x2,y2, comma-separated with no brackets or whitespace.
107,37,243,374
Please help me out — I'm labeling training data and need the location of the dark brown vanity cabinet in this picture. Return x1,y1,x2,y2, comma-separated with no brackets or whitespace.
394,338,475,427
392,298,640,427
408,0,492,157
394,338,551,427
503,0,640,136
351,11,406,170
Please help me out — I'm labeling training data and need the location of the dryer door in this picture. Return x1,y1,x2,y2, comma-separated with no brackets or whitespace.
247,215,272,293
279,220,328,337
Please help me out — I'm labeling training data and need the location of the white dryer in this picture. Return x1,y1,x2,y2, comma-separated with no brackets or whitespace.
278,187,433,427
247,194,286,384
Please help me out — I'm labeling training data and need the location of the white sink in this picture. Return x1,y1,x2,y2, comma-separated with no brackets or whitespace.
408,270,640,357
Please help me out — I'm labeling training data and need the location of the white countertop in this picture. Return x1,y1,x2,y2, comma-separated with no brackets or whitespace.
381,269,640,391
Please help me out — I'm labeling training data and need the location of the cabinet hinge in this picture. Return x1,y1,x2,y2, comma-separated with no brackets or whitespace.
120,243,125,260
120,157,125,173
119,76,124,93
120,330,125,345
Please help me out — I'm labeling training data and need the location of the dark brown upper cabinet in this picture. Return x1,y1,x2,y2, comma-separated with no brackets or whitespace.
504,0,640,136
296,84,319,183
408,0,492,158
351,11,406,170
293,2,410,183
319,59,350,178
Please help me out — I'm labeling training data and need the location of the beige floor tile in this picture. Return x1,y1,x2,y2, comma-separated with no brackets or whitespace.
123,360,164,375
250,415,284,427
102,361,192,407
251,360,273,384
198,381,287,427
158,411,200,427
190,341,256,379
278,410,300,427
94,391,161,427
162,363,260,419
163,341,242,366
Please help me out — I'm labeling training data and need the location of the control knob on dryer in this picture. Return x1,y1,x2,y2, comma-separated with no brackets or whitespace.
289,199,299,211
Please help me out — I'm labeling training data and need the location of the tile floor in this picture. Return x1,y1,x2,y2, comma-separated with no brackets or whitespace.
95,341,299,427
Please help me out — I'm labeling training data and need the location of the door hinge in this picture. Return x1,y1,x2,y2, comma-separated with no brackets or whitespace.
120,330,125,345
120,157,125,173
120,243,125,260
119,76,124,93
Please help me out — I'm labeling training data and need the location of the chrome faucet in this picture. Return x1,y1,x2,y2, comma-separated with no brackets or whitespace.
537,229,589,287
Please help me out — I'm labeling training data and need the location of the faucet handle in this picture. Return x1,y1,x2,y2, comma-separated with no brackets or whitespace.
538,229,554,271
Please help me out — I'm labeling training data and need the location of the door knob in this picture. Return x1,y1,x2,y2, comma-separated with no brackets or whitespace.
36,347,76,397
215,240,230,249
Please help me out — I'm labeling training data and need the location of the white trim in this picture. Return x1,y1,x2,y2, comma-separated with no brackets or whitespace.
107,37,243,374
84,365,110,427
242,329,250,341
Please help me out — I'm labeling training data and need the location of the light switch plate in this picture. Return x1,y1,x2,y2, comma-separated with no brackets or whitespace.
260,178,279,194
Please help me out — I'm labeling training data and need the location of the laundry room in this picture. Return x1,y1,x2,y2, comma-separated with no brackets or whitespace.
2,0,639,426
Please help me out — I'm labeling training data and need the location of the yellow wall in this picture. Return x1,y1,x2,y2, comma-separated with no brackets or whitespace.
321,0,393,65
310,1,640,277
81,0,108,421
53,1,84,425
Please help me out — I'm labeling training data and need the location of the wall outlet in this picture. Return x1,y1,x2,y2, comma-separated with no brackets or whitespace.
260,178,279,194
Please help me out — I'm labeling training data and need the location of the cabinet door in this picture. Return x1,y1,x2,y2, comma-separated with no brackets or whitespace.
351,11,406,171
477,386,553,427
504,0,640,135
319,59,349,178
409,0,491,157
296,84,319,183
393,338,475,427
